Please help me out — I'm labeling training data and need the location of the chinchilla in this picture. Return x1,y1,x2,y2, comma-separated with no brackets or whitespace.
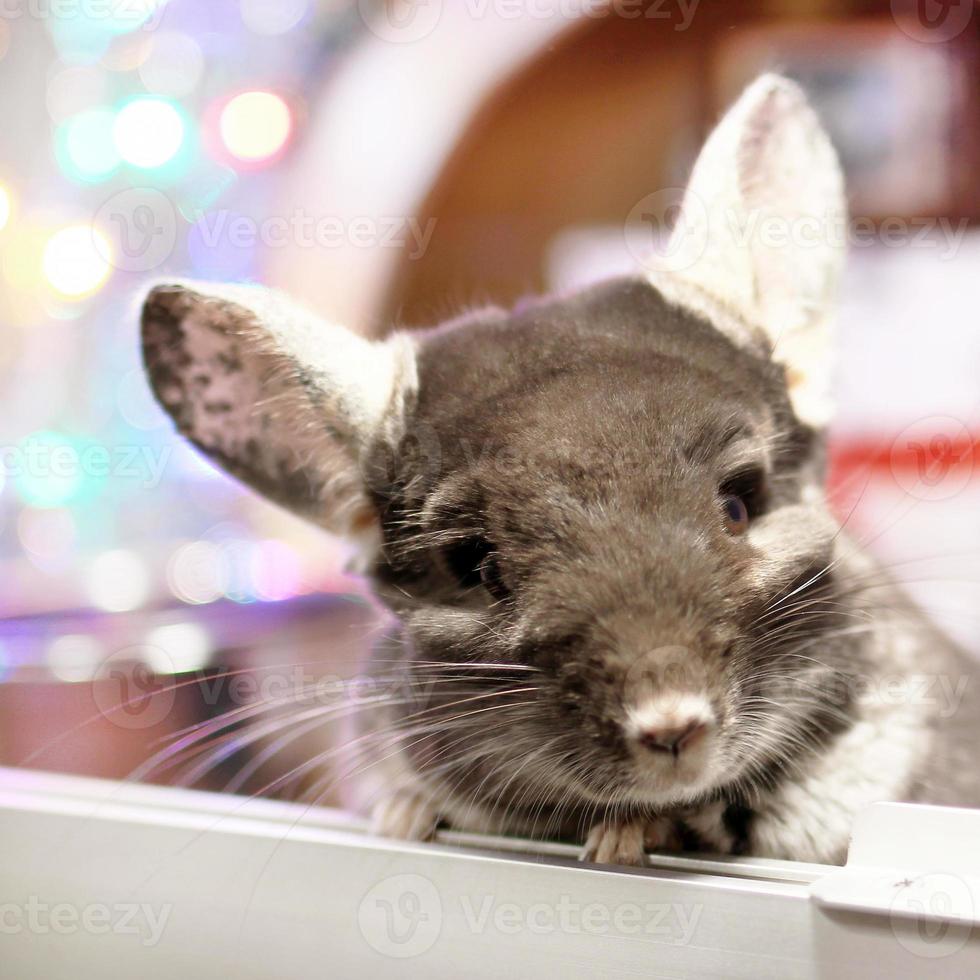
140,75,979,866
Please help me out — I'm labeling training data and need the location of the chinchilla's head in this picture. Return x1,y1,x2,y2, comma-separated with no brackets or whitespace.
142,75,852,812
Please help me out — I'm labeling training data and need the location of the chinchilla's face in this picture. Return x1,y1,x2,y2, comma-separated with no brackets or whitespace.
361,277,845,809
142,75,850,813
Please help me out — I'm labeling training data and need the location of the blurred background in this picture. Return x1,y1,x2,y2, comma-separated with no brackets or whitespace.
0,0,978,805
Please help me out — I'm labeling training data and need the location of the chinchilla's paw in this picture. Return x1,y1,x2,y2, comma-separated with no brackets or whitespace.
370,789,440,842
580,817,682,867
643,816,684,853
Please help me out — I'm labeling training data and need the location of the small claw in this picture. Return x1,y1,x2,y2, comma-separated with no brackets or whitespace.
371,790,440,842
580,820,648,867
644,816,683,852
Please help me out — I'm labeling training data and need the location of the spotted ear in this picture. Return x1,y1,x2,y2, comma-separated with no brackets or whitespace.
649,74,846,428
141,281,417,543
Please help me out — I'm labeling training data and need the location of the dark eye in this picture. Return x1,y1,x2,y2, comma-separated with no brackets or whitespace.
718,467,766,535
720,494,749,535
444,537,510,601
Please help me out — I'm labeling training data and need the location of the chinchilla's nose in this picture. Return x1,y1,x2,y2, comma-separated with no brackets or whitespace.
636,719,708,755
624,694,715,757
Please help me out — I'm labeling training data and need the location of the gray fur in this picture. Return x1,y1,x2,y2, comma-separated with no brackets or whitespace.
140,75,979,867
344,277,979,865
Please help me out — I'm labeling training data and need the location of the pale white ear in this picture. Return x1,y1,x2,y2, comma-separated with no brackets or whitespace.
650,74,846,428
141,281,417,542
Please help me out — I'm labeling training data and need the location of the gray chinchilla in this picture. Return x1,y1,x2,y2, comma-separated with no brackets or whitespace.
140,75,979,866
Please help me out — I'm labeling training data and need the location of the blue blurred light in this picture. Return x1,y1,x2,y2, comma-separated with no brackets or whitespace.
56,108,120,183
13,431,107,509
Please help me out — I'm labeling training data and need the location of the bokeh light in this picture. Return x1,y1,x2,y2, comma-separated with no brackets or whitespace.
0,0,352,628
46,66,109,123
47,0,170,64
113,97,187,170
47,18,113,66
87,549,151,612
42,224,113,298
18,507,78,566
139,32,205,98
167,541,226,605
251,539,303,601
145,622,212,674
47,634,103,683
219,91,292,165
58,108,121,182
2,223,48,293
12,431,106,509
218,537,259,603
101,32,153,72
101,0,172,36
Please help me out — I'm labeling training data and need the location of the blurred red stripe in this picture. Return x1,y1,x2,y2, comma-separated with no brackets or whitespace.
828,432,979,491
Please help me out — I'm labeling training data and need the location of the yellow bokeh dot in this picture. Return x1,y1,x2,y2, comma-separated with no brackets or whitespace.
42,224,113,299
2,224,48,292
219,91,292,162
0,185,10,232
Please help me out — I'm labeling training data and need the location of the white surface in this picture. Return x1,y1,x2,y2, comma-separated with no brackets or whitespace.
2,769,980,978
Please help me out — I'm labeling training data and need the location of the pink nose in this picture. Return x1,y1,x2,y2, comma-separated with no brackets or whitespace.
635,719,708,756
